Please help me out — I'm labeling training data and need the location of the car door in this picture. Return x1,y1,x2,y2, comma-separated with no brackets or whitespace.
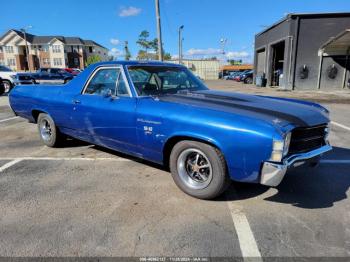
49,69,64,83
70,66,138,154
37,69,50,83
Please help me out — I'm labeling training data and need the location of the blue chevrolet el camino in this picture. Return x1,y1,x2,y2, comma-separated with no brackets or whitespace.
9,61,332,199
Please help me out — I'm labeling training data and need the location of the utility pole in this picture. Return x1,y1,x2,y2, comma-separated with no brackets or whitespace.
124,41,131,61
21,27,31,71
220,38,227,79
178,25,184,64
155,0,163,61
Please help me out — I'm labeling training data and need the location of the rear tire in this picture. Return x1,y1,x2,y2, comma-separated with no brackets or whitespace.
37,113,64,147
169,140,231,199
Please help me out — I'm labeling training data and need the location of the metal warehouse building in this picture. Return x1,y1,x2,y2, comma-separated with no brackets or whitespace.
254,12,350,90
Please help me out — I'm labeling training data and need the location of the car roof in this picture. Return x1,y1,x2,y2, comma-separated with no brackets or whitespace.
91,60,185,68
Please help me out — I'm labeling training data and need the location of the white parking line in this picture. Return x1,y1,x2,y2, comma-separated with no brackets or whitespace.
320,159,350,164
0,157,131,161
0,159,22,172
331,121,350,132
0,116,19,123
227,197,262,261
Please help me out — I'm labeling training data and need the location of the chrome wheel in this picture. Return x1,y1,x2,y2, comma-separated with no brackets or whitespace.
177,148,213,190
39,119,52,141
3,81,11,93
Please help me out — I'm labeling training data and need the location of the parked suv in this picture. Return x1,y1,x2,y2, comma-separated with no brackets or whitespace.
32,68,74,84
0,65,16,92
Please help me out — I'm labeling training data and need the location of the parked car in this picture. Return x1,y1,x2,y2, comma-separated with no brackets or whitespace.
31,68,74,84
9,61,332,199
223,71,235,80
233,70,250,82
0,65,16,92
225,71,241,80
0,77,5,96
240,70,254,84
64,68,82,76
13,73,37,86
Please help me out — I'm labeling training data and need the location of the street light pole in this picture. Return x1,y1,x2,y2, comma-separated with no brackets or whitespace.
220,38,227,79
155,0,163,61
178,25,184,64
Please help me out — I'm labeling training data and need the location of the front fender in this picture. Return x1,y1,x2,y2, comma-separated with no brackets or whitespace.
162,121,276,183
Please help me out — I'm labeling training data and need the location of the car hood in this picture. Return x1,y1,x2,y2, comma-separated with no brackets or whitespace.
0,71,16,77
158,90,329,129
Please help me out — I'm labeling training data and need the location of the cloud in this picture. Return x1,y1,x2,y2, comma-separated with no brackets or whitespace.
110,38,120,45
119,6,142,17
226,51,250,59
186,48,222,56
186,48,250,59
108,48,123,58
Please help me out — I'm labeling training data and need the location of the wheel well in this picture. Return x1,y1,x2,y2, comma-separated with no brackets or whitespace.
32,110,45,123
162,136,222,169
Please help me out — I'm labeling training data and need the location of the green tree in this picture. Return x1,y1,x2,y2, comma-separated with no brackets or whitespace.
136,30,172,61
150,38,159,51
136,30,151,52
164,52,172,60
86,55,102,66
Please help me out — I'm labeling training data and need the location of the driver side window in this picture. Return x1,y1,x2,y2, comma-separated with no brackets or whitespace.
84,68,119,96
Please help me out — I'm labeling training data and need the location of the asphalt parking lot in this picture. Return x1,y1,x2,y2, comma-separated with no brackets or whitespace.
0,87,350,259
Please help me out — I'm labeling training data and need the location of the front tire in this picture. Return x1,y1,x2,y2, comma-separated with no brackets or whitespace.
0,83,5,95
3,80,13,93
244,77,253,84
37,113,64,147
169,140,231,199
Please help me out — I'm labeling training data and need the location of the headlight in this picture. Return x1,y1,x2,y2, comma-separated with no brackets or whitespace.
270,133,291,162
10,75,16,79
324,125,330,141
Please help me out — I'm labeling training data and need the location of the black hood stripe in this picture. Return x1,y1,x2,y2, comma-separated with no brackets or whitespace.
159,93,308,126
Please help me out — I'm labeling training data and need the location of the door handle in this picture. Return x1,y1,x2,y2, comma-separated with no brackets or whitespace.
72,99,81,104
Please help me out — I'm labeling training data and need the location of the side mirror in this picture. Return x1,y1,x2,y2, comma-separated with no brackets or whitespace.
103,89,113,98
103,89,118,100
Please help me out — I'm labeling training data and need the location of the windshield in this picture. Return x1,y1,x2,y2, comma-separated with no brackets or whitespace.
127,66,208,96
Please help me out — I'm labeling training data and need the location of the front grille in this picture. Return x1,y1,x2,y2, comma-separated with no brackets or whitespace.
288,124,327,155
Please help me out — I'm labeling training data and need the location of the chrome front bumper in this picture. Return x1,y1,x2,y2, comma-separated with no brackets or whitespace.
260,144,332,187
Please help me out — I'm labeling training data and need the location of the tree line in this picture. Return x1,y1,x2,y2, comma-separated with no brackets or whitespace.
86,30,171,66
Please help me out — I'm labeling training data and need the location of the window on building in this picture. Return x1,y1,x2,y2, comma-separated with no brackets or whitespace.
89,46,93,53
53,58,62,66
0,59,4,65
52,45,61,53
0,47,3,53
42,58,50,65
74,58,79,65
41,45,49,52
4,46,14,53
72,46,79,53
7,58,16,66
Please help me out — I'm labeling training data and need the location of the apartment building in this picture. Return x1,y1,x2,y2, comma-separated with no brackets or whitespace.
0,29,109,71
